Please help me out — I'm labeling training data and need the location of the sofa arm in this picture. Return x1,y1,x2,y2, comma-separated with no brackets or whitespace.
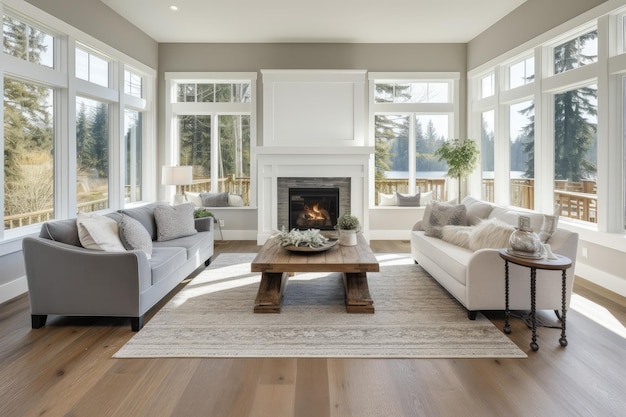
22,237,152,317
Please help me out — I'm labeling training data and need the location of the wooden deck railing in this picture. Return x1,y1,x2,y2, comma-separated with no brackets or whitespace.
181,175,251,206
4,198,109,230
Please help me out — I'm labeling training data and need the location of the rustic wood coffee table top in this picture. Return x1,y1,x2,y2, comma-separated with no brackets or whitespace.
251,234,379,274
251,234,380,314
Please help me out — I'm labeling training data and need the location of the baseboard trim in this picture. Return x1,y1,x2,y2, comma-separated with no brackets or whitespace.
0,276,28,305
575,263,626,299
369,230,413,240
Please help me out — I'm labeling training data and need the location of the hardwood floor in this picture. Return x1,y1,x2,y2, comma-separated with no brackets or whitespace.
1,240,625,417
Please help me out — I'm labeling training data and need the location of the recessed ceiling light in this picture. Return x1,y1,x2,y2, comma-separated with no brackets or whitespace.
170,5,179,11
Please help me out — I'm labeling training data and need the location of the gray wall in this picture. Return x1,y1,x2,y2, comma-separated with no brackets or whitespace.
25,0,158,68
467,0,609,70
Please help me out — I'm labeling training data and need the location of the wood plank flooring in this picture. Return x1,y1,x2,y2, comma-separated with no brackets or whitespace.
1,240,625,417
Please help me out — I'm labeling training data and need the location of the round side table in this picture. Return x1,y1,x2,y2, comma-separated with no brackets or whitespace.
498,249,572,352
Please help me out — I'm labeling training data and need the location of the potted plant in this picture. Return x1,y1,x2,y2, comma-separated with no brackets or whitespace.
335,213,361,246
193,208,214,219
434,138,480,203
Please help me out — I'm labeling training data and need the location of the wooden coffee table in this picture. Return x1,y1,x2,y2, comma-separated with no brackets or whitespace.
251,234,380,313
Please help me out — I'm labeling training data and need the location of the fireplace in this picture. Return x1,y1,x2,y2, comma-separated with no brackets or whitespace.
288,188,339,230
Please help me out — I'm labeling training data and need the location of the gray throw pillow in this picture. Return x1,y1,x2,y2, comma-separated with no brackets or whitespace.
118,214,153,259
119,202,163,241
154,203,198,242
424,201,468,238
200,192,229,207
396,192,420,207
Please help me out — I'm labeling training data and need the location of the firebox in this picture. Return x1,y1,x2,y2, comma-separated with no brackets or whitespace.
288,188,339,230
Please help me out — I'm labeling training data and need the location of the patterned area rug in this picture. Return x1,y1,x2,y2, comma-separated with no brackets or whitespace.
114,253,526,358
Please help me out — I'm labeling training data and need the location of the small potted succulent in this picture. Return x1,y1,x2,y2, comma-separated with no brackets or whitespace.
335,213,361,246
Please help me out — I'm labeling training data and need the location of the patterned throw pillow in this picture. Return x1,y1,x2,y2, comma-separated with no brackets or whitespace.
154,203,198,242
424,201,467,238
118,214,153,259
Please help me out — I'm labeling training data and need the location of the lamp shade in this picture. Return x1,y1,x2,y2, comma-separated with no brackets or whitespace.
162,165,193,185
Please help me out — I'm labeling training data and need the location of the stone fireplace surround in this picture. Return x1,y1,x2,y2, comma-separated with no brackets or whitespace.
256,148,372,244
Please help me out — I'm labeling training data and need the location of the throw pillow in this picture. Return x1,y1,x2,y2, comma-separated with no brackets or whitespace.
184,191,203,207
468,218,515,251
118,214,153,259
378,192,397,206
396,192,420,207
424,201,467,238
119,203,162,241
462,196,495,226
76,212,126,251
420,191,433,206
154,203,198,242
441,225,473,248
200,192,229,207
228,194,244,207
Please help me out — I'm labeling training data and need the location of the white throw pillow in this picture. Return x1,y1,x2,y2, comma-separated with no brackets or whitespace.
441,225,473,249
378,192,397,206
420,191,433,205
228,194,244,207
184,191,203,207
76,212,126,251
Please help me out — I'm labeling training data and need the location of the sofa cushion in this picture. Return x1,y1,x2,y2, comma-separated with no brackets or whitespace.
153,230,213,260
468,218,514,251
119,202,163,241
40,218,82,247
200,192,229,207
154,203,198,242
149,247,188,285
76,212,126,252
396,192,420,207
462,196,496,226
424,201,467,238
118,214,153,259
413,232,472,285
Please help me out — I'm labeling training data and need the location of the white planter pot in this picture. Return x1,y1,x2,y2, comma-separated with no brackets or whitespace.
338,229,358,246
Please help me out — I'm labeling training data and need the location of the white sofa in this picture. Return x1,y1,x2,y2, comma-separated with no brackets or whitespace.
411,197,578,319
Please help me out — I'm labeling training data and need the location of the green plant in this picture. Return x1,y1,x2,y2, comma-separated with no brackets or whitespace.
274,227,329,248
336,213,361,232
193,208,213,219
434,138,480,202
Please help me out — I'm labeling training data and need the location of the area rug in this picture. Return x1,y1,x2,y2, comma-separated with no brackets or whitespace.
114,253,526,358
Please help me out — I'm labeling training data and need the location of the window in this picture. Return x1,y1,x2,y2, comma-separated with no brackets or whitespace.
76,47,109,87
480,110,495,202
481,74,495,98
509,57,534,89
167,74,256,206
553,29,598,74
374,82,450,103
2,15,54,68
124,109,142,203
509,101,534,209
553,85,597,222
3,79,54,230
371,74,458,204
76,97,110,212
176,82,251,103
124,69,142,98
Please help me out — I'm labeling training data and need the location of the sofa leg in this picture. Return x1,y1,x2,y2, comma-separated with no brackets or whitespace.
467,311,478,320
204,257,212,267
31,314,47,329
130,316,144,332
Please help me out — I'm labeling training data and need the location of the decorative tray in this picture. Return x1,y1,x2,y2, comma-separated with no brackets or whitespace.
506,249,545,259
284,240,338,253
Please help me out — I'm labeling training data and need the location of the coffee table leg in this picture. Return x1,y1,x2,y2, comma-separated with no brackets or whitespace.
343,272,374,314
254,272,289,313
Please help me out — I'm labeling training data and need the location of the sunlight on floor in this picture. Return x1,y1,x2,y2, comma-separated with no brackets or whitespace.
570,293,626,339
376,253,414,266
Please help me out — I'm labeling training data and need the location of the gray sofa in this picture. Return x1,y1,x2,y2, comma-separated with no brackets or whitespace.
22,203,214,331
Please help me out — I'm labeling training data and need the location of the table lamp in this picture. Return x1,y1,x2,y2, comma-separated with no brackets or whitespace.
162,165,193,204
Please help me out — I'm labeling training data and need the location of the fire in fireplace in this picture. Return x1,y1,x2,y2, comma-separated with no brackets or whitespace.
288,188,340,230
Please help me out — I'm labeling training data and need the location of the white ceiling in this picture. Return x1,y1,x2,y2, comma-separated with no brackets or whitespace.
100,0,526,44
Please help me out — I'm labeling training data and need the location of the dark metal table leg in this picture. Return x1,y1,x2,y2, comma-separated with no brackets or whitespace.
504,260,511,334
530,267,539,351
559,269,568,347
